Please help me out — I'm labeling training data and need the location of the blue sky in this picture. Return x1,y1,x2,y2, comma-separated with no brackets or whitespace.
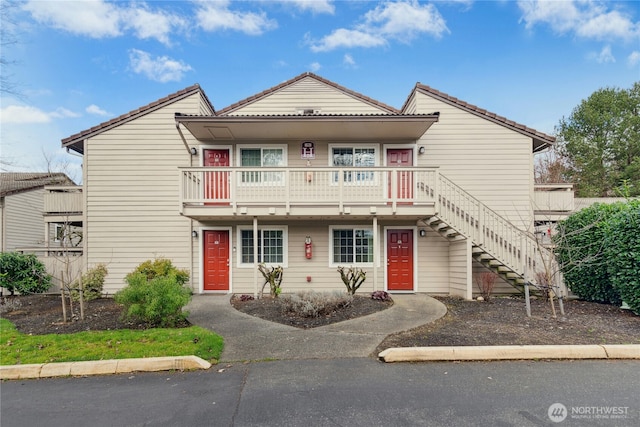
1,0,639,181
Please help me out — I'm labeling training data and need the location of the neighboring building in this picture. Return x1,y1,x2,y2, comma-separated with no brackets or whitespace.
533,183,631,246
0,173,78,252
61,73,556,297
1,173,83,292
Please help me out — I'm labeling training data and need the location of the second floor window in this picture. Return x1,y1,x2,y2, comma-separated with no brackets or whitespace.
332,147,376,182
240,147,285,184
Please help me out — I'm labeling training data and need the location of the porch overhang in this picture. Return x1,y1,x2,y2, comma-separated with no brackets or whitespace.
175,113,439,141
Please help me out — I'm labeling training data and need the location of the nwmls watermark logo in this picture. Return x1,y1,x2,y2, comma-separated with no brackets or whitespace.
548,403,630,423
548,403,567,423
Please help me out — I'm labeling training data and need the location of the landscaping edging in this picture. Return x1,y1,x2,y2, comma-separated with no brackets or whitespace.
0,355,212,380
379,344,640,362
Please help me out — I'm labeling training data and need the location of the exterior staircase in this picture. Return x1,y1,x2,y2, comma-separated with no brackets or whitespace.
421,173,552,294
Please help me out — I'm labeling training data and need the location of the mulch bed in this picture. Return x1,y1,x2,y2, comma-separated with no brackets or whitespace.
375,296,640,353
0,294,173,335
230,294,393,329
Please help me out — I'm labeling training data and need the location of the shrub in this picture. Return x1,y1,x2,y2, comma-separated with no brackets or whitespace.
0,252,52,295
371,290,392,302
553,202,627,304
239,294,255,302
474,272,497,301
70,263,108,301
337,266,366,295
115,273,192,327
115,259,191,327
280,291,353,318
605,200,640,314
258,264,283,298
125,258,189,286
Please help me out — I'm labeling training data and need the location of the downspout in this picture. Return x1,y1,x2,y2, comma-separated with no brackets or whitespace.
175,121,192,154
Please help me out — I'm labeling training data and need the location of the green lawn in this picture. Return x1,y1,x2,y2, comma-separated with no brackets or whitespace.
0,318,223,365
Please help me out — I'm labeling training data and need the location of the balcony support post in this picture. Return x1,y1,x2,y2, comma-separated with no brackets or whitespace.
253,217,259,298
373,215,378,291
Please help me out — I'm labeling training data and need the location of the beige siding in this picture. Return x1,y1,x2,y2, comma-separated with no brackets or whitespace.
449,239,472,299
85,94,204,293
199,223,454,295
414,92,534,228
229,77,390,115
416,229,450,294
2,189,45,251
226,223,378,295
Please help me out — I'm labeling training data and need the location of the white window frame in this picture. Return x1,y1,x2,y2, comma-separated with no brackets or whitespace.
53,224,64,243
329,225,375,267
237,226,288,268
236,145,287,186
328,144,379,185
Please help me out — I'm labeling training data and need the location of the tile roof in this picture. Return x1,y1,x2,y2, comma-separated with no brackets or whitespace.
216,72,400,115
407,83,556,148
1,173,75,197
61,84,213,153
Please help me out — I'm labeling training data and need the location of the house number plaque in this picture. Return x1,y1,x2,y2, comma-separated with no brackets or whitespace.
301,141,315,159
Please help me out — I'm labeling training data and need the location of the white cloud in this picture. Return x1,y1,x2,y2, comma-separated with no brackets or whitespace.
122,5,187,45
23,0,184,45
129,49,193,83
196,1,277,35
518,0,640,41
50,107,81,119
588,45,615,63
0,105,79,123
310,29,386,52
308,0,448,52
281,0,335,14
343,54,356,67
309,62,321,72
362,0,449,42
0,105,51,123
628,51,640,67
86,104,111,116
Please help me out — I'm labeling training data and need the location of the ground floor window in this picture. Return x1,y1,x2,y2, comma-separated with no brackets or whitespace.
239,227,286,266
331,227,373,265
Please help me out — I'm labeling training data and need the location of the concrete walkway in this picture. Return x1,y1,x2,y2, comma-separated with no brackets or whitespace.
186,293,447,362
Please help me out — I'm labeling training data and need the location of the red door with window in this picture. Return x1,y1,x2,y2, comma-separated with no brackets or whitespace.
387,229,414,291
203,149,230,204
203,230,229,291
387,149,413,202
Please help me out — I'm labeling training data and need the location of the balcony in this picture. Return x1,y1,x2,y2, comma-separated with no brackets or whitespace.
179,167,439,220
533,184,574,220
43,186,83,222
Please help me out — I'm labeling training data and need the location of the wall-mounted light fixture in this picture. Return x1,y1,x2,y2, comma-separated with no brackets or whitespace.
191,230,198,238
190,147,198,156
419,229,427,237
418,146,426,155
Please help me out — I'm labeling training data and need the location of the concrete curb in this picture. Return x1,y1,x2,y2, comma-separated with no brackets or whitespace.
378,345,640,363
0,356,212,380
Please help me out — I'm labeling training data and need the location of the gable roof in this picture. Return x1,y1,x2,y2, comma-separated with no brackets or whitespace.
1,173,75,197
406,83,556,152
216,72,400,115
61,84,214,154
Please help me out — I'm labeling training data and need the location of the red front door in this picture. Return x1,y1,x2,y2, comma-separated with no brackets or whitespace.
203,149,230,204
203,230,229,291
387,229,414,291
387,149,414,202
